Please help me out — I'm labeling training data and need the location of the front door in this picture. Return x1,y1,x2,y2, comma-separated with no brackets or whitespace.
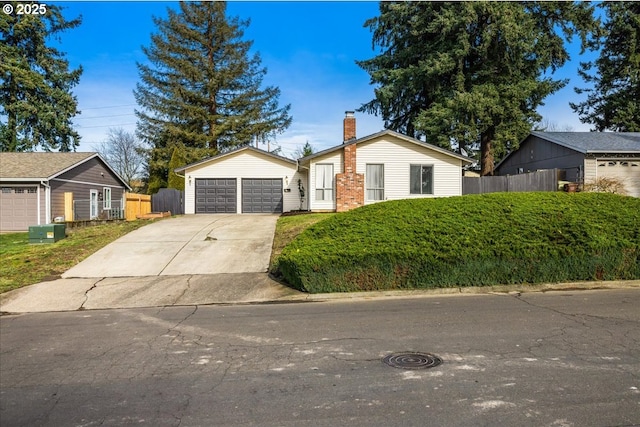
90,190,98,219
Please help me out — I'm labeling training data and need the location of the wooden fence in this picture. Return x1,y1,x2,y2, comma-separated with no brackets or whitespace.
152,188,184,215
125,192,151,220
463,169,559,195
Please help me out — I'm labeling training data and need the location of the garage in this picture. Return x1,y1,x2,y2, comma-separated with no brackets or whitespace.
242,179,283,213
0,186,38,231
195,178,237,213
597,159,640,197
176,146,304,214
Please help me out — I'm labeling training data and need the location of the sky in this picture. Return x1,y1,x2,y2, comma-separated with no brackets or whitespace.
45,1,598,158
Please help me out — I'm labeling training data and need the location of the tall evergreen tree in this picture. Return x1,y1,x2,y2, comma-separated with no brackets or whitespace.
571,2,640,132
135,1,292,189
358,2,596,175
0,2,82,151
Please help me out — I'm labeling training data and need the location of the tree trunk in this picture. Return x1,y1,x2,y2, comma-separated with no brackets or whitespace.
480,129,495,176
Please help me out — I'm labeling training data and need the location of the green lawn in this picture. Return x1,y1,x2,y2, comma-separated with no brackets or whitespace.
269,213,335,272
274,192,640,293
0,221,149,293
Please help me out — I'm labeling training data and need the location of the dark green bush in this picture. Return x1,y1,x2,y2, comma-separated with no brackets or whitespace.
276,193,640,293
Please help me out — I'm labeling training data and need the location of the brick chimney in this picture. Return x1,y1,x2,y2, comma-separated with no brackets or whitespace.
343,111,356,143
336,111,364,212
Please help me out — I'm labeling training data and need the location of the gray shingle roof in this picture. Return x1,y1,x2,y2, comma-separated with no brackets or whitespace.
530,131,640,153
299,129,474,164
0,152,97,179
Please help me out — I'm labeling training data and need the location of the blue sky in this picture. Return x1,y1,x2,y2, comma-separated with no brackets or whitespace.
49,1,597,158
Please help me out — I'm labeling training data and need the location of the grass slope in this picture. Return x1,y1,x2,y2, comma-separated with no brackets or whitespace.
276,193,640,293
0,221,148,293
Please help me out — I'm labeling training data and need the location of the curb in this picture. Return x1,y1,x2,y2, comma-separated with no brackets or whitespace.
275,280,640,303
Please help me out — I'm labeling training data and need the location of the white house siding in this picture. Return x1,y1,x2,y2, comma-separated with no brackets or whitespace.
183,150,304,214
584,158,597,184
356,135,463,202
308,150,343,211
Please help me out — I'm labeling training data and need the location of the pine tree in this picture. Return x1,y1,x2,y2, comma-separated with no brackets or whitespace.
0,2,82,151
167,143,186,191
571,2,640,132
135,1,292,188
294,141,314,158
358,2,596,175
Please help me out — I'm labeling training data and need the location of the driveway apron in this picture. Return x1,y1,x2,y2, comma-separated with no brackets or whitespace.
62,215,279,278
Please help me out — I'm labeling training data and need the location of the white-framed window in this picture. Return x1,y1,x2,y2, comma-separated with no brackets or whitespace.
315,164,334,201
103,187,112,209
366,164,384,201
410,164,434,195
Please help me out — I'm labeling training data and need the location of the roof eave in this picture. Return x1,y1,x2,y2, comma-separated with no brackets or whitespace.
299,129,474,164
176,146,296,174
0,177,46,182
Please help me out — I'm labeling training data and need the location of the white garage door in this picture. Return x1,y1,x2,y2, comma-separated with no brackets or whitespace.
597,159,640,197
0,187,38,231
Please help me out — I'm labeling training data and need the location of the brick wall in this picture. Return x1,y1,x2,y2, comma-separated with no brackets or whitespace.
336,143,364,212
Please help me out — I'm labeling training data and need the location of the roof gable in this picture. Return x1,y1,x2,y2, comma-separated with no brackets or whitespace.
175,145,296,173
0,152,96,179
0,152,131,189
299,129,473,164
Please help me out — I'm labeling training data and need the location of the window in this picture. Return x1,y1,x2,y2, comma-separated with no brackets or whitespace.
103,187,112,209
15,188,24,194
1,188,11,193
366,164,384,201
315,164,334,201
410,165,433,195
27,188,37,194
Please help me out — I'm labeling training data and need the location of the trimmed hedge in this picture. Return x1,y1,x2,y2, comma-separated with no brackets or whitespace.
275,193,640,293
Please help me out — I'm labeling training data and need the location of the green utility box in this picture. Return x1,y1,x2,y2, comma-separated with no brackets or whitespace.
28,224,66,244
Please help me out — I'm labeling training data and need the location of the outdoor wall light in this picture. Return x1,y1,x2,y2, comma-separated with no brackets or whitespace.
188,175,192,186
285,176,289,186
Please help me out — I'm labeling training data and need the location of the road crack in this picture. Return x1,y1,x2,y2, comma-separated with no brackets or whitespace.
79,277,105,310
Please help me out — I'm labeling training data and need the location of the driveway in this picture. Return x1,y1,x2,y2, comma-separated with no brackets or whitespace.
63,214,278,277
1,215,303,313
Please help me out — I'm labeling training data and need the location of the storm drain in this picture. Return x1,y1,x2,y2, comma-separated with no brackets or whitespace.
382,352,442,370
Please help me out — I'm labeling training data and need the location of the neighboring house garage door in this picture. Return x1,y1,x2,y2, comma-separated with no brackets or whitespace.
242,178,283,213
195,178,237,213
0,186,38,231
597,159,640,197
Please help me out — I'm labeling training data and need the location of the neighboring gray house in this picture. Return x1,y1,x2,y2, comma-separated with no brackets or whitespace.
0,152,131,231
495,131,640,197
176,112,473,214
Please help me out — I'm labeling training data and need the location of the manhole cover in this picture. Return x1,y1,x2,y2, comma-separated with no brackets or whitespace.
382,352,442,370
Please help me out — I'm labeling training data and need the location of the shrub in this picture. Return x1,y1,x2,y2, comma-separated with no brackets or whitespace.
583,177,627,195
275,193,640,293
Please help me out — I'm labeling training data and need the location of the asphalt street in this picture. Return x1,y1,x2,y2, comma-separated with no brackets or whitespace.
1,289,639,426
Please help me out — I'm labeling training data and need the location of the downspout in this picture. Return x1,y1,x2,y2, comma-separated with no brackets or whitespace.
40,180,51,224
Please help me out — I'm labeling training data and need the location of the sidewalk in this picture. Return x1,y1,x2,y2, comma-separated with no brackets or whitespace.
2,275,638,314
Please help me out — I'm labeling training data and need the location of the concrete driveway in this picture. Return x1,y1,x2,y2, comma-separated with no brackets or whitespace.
63,215,278,277
1,215,303,313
